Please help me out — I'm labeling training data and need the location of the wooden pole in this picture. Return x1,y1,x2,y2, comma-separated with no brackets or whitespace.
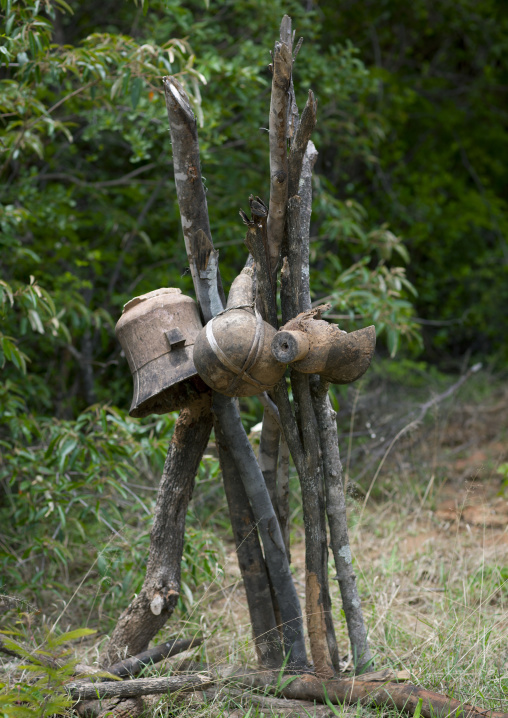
214,415,284,669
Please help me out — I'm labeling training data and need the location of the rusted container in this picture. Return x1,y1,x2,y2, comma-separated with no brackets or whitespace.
115,288,205,417
193,268,286,397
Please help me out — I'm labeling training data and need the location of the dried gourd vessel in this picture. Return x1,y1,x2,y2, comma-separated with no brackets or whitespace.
271,305,376,384
115,288,207,417
193,267,286,396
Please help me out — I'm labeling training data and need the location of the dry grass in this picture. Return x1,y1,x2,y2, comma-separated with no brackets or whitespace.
165,368,508,716
2,368,507,717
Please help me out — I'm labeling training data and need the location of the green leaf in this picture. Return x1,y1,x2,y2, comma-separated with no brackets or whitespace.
50,627,96,646
54,0,74,14
322,684,342,717
130,77,142,109
28,31,37,58
28,308,44,334
386,327,400,358
414,697,423,718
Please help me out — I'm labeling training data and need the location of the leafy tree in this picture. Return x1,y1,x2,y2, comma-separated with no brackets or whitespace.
317,0,508,361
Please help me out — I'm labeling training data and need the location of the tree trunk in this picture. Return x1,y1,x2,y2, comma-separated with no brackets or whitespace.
104,394,213,664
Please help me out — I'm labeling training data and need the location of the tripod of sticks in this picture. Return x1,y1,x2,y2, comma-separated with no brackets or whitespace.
105,15,372,679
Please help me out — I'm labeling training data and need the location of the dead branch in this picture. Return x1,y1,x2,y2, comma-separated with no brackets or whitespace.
288,90,318,198
285,103,371,671
163,76,225,321
299,141,318,312
218,667,508,718
68,673,212,701
351,362,483,486
197,687,336,717
242,196,278,328
311,377,373,671
103,395,213,664
267,23,292,276
284,195,303,317
284,193,337,677
276,433,291,560
104,637,204,679
212,391,308,671
214,414,284,669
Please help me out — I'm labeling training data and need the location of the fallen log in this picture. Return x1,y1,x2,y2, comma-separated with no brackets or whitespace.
68,672,211,701
220,668,508,718
193,687,336,717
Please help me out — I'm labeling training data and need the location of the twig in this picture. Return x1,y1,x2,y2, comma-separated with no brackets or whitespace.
351,362,483,487
33,163,158,188
415,362,482,424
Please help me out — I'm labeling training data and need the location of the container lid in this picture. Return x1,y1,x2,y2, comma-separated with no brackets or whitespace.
122,288,182,314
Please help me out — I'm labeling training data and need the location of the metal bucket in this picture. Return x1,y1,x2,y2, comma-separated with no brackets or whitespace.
115,288,205,417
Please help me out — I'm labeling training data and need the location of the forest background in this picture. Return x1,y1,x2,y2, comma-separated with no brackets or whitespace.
1,0,508,710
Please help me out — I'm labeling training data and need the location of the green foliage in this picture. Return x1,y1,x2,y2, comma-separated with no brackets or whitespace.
0,0,420,623
0,399,175,604
0,625,95,717
312,184,421,355
1,0,419,423
317,0,508,361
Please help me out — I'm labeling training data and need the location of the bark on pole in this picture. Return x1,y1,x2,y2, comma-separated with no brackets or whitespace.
68,673,211,701
284,196,337,678
212,392,308,670
104,395,213,664
276,433,291,559
267,20,292,276
296,141,317,312
214,415,284,669
311,378,373,671
163,76,225,322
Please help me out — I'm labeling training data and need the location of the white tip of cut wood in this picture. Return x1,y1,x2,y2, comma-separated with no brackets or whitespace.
150,594,164,615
